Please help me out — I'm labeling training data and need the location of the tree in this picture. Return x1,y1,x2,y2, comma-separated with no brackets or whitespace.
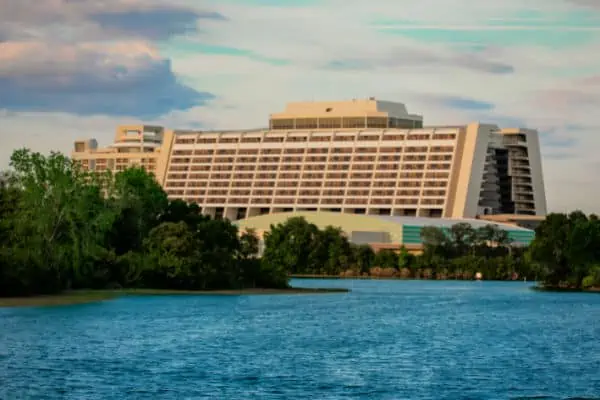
109,167,168,255
142,222,200,289
374,249,398,269
0,149,294,297
352,244,375,275
398,247,415,269
528,212,600,288
261,217,320,275
420,226,450,257
449,223,477,257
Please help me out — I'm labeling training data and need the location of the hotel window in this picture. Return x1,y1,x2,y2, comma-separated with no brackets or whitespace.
342,117,365,128
167,173,187,180
428,154,453,161
301,173,324,180
238,149,258,155
326,173,347,179
349,181,371,188
352,164,374,171
310,135,332,142
209,181,229,188
405,146,428,153
366,117,387,128
425,172,449,179
277,181,299,187
284,148,305,154
232,181,252,188
280,173,300,179
188,181,207,187
358,135,380,141
355,147,377,154
218,137,239,144
372,190,394,196
263,136,284,143
295,118,318,129
287,136,307,142
331,147,353,154
407,134,431,140
198,138,217,144
271,119,294,130
382,135,405,141
431,146,454,153
175,138,195,144
379,147,403,154
423,190,447,197
433,133,457,140
273,198,295,204
241,137,261,143
395,198,419,205
318,118,342,129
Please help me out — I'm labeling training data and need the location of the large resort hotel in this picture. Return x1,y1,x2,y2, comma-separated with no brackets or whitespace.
72,98,547,250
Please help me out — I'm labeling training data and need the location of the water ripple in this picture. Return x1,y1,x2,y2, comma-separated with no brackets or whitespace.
1,280,599,399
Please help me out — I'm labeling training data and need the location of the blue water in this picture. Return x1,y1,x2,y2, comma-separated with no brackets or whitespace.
1,280,599,400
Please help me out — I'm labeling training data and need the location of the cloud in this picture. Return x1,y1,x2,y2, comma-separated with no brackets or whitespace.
325,47,514,75
90,8,226,41
440,97,495,111
0,41,213,117
0,0,221,117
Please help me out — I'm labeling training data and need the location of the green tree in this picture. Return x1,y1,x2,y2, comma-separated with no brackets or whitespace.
352,244,375,275
109,167,168,255
374,249,398,269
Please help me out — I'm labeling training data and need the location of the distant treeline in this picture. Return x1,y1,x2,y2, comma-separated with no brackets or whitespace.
264,213,600,289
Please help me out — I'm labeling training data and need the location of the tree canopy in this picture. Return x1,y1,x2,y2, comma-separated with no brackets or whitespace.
0,149,286,297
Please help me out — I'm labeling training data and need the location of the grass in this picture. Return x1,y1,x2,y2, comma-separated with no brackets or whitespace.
0,287,350,308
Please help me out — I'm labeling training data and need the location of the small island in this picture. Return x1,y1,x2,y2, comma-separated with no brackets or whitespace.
0,150,346,307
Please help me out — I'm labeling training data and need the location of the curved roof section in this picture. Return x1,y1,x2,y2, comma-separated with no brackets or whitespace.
235,211,534,233
376,216,533,232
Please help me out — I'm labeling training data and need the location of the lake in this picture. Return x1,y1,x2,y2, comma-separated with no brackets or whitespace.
1,280,599,399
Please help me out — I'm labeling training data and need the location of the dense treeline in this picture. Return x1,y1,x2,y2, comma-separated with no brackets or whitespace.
262,214,600,289
528,211,600,290
0,150,287,297
261,217,531,280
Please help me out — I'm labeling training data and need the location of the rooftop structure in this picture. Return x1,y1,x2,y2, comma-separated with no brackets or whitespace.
269,98,423,130
72,125,164,176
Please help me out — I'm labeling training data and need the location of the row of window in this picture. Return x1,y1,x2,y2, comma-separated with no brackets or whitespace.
174,133,456,145
171,145,455,157
164,193,445,206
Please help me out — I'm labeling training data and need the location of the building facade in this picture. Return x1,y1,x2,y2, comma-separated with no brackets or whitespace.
72,125,164,177
72,99,547,221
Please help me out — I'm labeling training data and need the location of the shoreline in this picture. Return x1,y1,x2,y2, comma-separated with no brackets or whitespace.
290,274,525,281
0,287,349,308
530,286,600,294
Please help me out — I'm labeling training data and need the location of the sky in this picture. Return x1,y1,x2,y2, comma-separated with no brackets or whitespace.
1,0,599,213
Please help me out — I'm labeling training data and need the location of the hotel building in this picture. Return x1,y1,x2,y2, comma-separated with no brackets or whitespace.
72,99,547,221
72,125,164,177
